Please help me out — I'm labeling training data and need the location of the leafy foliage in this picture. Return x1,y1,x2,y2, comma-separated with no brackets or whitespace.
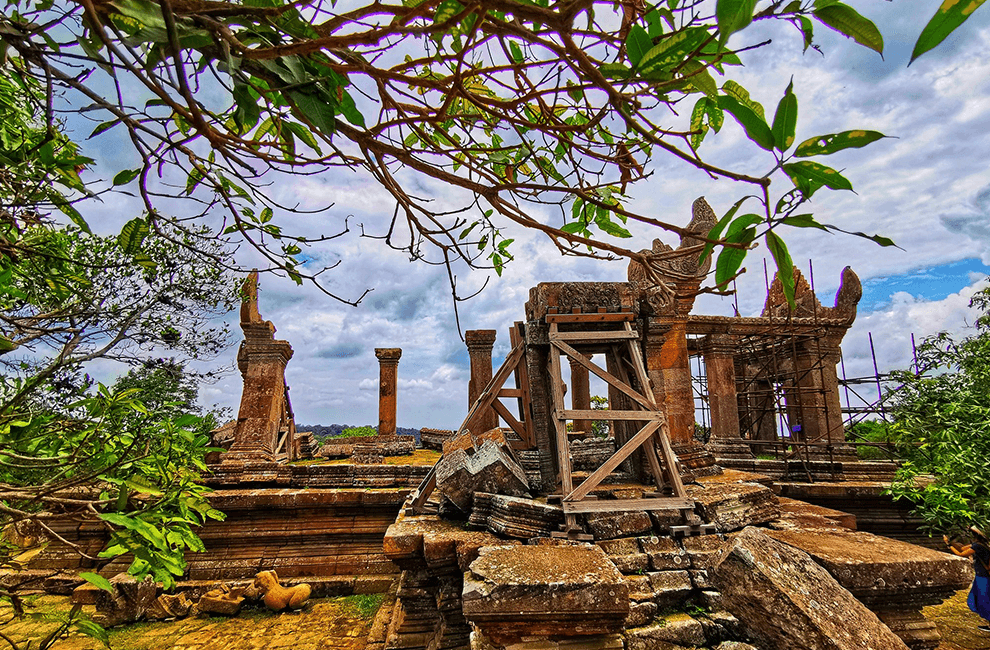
885,287,990,536
339,425,378,438
0,1,981,307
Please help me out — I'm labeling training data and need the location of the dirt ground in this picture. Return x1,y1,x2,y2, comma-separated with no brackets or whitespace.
0,593,385,650
2,587,988,649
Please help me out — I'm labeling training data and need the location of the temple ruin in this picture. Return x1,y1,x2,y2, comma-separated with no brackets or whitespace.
8,200,976,650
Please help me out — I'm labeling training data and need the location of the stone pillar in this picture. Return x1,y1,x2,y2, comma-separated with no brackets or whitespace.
645,318,718,477
568,355,592,434
791,343,857,461
223,270,295,465
702,335,753,459
375,348,402,437
466,330,498,434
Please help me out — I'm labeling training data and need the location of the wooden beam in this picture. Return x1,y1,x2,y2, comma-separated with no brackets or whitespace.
551,338,656,411
562,497,695,514
497,388,524,398
492,399,527,441
410,465,437,514
624,322,657,405
461,340,524,435
556,409,662,421
564,419,661,502
655,420,687,498
546,313,636,323
550,330,639,341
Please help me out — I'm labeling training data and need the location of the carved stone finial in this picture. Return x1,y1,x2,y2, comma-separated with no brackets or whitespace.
762,266,862,323
626,197,719,315
240,269,263,325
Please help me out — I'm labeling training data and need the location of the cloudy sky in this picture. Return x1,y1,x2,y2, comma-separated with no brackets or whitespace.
72,1,990,430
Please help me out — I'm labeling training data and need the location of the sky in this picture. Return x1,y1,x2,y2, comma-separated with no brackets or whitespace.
69,1,990,430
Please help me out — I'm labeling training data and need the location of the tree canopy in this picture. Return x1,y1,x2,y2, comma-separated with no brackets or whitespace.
1,0,984,306
886,287,990,536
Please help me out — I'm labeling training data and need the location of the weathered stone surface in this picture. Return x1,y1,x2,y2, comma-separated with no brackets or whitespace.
699,611,742,645
435,440,531,512
524,282,640,322
638,536,689,571
765,527,971,650
92,574,158,627
625,613,705,650
714,643,759,650
197,588,245,616
584,510,652,540
146,592,193,620
687,482,779,532
773,497,856,531
470,493,563,539
463,545,628,644
710,527,909,650
680,534,726,570
625,600,658,628
647,570,692,608
420,428,455,451
571,437,616,471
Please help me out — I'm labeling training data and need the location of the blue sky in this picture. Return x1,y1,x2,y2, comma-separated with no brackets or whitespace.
58,1,990,429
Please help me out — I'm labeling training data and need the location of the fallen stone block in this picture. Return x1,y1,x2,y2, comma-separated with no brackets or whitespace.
638,536,689,571
625,600,657,628
197,588,244,616
625,613,705,649
687,482,779,532
710,527,909,650
462,545,628,645
469,493,563,539
584,510,652,540
146,592,193,620
647,570,692,608
435,441,530,512
92,574,158,627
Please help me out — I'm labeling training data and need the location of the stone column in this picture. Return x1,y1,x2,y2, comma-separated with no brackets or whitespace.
792,342,857,461
568,355,592,434
375,348,402,437
702,335,753,459
645,318,718,476
466,329,499,434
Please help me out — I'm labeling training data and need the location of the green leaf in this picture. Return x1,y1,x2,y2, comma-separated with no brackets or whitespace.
717,95,774,151
639,27,709,75
706,99,724,132
626,25,653,66
54,199,91,233
716,0,757,46
561,221,589,234
338,90,366,128
232,82,261,131
434,0,464,24
288,90,336,135
595,212,633,238
89,120,121,138
911,0,987,64
780,214,828,231
112,168,141,186
124,476,163,496
714,213,762,287
793,129,886,157
681,60,717,98
690,97,710,149
771,80,797,152
74,618,110,647
795,15,814,52
721,80,765,119
699,196,750,263
509,41,524,64
783,160,854,193
79,572,114,594
813,3,884,55
765,230,795,307
117,218,149,255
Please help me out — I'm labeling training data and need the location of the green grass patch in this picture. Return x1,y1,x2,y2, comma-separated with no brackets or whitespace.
341,594,385,620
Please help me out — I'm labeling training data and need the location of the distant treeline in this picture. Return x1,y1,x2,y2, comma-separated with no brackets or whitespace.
297,424,422,443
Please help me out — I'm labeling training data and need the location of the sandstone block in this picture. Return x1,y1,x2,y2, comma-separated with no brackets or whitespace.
463,545,628,644
710,527,909,650
638,536,688,571
647,570,692,608
197,589,244,616
625,601,658,628
146,592,193,620
687,482,779,532
435,441,530,512
584,511,652,540
92,574,158,627
625,613,705,649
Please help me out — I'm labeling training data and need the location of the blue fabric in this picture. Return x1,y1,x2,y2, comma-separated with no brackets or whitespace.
968,576,990,622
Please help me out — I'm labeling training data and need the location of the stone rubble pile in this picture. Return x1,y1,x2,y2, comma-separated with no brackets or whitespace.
434,430,531,512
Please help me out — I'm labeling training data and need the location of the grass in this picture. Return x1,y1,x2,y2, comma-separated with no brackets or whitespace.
340,594,385,620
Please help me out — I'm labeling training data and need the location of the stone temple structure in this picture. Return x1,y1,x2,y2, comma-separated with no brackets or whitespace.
7,200,975,650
